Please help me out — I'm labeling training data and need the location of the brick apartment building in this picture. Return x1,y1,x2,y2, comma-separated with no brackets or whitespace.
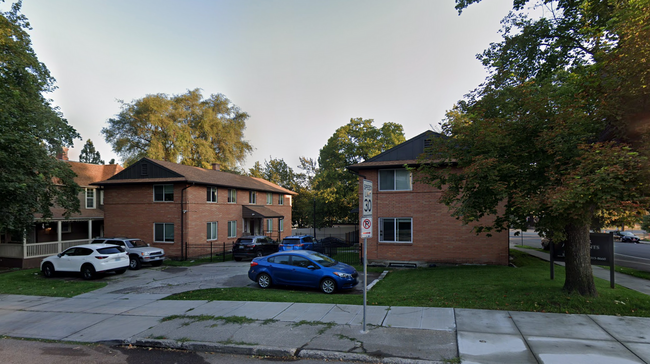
347,131,508,267
0,149,124,268
93,158,296,259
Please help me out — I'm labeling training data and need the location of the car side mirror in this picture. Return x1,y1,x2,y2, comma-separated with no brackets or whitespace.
57,253,63,258
147,243,150,247
307,265,318,270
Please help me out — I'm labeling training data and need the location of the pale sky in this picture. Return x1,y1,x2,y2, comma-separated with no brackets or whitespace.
12,0,515,171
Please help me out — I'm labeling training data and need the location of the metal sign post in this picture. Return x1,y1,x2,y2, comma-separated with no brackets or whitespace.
361,179,372,334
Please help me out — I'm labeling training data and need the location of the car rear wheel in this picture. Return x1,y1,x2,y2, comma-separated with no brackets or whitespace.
81,264,95,280
129,255,142,270
42,263,55,278
320,278,336,294
257,273,272,289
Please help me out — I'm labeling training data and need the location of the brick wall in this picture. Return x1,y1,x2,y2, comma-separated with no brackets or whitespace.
104,183,293,259
359,169,508,266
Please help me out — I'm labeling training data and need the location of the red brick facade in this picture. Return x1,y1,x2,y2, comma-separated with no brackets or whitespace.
104,183,293,258
358,169,508,266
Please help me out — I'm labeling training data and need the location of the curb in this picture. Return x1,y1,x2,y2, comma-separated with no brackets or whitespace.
126,339,442,364
366,270,389,291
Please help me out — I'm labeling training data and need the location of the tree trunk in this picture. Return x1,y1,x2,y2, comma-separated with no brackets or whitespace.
562,223,598,296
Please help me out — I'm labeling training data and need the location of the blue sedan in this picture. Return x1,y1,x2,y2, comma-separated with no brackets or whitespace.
248,250,359,294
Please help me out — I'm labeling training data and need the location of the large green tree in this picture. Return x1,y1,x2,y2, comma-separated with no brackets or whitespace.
420,0,650,296
0,1,81,235
102,89,253,168
314,118,405,226
79,139,104,164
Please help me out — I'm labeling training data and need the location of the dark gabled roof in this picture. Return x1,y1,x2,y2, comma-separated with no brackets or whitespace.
92,158,297,195
347,130,440,171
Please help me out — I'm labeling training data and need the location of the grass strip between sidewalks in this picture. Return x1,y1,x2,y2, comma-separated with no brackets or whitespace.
165,250,650,317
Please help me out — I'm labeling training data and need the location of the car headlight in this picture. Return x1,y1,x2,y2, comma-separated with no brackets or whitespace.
140,252,150,256
334,272,352,279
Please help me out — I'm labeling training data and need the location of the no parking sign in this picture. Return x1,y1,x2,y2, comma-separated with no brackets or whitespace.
361,179,372,238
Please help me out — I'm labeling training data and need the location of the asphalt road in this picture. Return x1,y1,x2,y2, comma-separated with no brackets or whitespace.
0,338,358,364
509,229,650,272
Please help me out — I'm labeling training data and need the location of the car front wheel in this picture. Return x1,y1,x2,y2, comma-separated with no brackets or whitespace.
257,273,272,289
129,256,142,270
320,278,336,294
42,263,55,278
81,264,95,280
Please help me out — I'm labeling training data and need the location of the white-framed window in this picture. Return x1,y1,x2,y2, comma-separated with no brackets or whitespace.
154,223,174,242
379,218,412,243
279,218,284,232
227,221,237,238
207,187,217,202
228,189,237,203
266,193,272,205
154,184,174,202
266,219,273,233
207,222,218,240
85,188,96,209
379,169,412,191
100,189,104,205
288,195,293,206
278,195,284,205
249,191,257,204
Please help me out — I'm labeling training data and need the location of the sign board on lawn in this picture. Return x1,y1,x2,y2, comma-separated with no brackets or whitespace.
361,179,372,238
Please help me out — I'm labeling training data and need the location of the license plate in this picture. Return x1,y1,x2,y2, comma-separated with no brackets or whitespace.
115,257,121,261
239,246,244,249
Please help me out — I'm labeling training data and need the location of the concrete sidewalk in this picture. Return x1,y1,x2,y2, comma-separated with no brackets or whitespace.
1,292,649,363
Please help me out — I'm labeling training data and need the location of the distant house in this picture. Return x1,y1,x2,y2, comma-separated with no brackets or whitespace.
347,131,508,267
92,158,297,259
0,149,124,268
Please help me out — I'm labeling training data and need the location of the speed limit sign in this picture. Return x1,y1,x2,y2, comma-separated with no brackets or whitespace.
362,179,372,218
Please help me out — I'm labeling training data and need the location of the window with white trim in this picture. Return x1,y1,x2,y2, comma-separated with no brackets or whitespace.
266,193,272,205
279,218,284,232
227,221,237,238
154,223,174,242
228,189,237,203
249,191,257,204
207,187,217,202
154,184,174,202
207,222,218,240
379,169,412,191
85,188,96,209
100,189,104,205
379,218,412,243
278,195,284,205
266,219,273,233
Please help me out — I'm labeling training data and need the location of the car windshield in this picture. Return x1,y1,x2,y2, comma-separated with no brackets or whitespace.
283,238,301,245
128,240,148,248
236,239,254,245
308,252,337,267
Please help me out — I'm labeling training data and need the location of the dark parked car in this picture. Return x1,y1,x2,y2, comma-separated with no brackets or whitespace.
278,235,316,251
233,236,278,261
618,231,640,243
248,250,359,294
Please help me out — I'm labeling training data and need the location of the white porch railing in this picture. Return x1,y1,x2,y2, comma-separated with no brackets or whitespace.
0,239,91,259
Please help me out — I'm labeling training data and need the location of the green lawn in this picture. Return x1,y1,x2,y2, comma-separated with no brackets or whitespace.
166,250,650,317
0,269,106,297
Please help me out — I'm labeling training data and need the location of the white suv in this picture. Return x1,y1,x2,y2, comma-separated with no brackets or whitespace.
41,244,129,280
92,238,165,270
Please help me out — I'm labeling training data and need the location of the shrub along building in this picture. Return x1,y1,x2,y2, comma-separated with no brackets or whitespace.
347,131,508,267
92,158,296,259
